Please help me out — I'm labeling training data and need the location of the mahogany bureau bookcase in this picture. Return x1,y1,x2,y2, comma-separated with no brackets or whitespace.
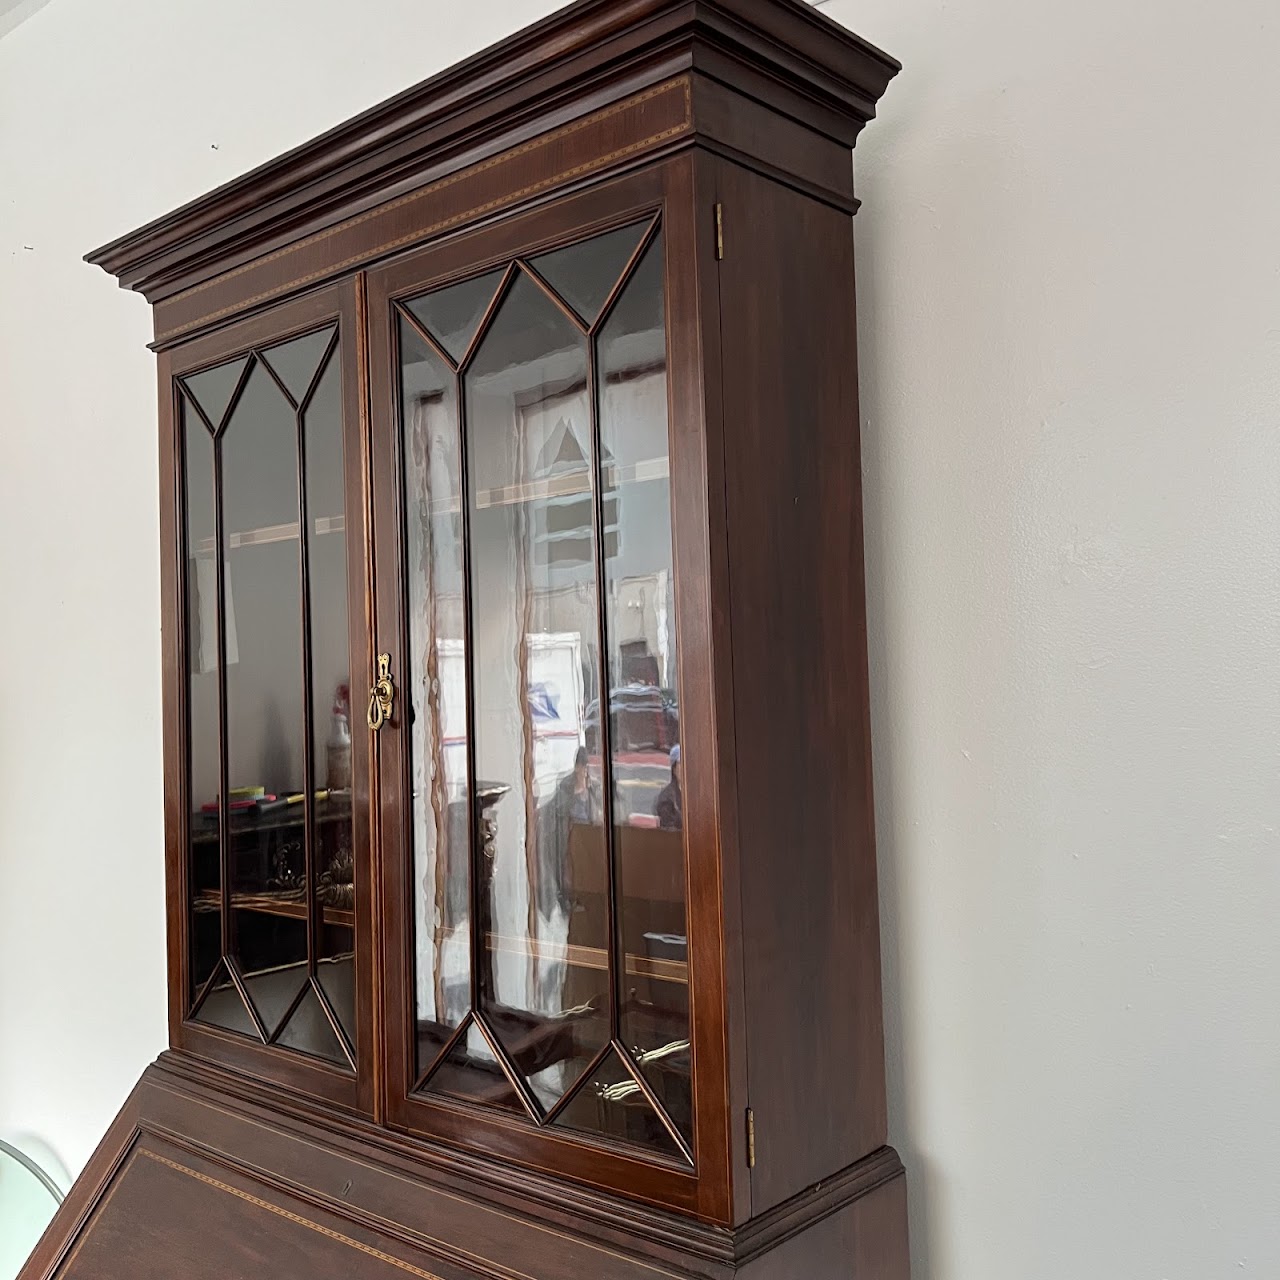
23,1,907,1276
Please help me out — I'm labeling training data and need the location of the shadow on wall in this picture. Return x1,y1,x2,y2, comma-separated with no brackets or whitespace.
0,0,55,43
857,273,939,1276
853,100,935,1280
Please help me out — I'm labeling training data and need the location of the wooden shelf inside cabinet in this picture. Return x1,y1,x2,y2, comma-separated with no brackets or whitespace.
190,513,346,555
194,890,355,930
189,796,354,846
54,3,910,1279
477,931,689,986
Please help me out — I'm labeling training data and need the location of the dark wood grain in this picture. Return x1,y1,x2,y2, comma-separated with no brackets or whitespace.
712,155,890,1216
149,78,695,348
22,1057,905,1280
689,74,859,213
662,149,749,1226
739,1167,910,1279
66,0,907,1273
54,1150,413,1280
86,0,897,304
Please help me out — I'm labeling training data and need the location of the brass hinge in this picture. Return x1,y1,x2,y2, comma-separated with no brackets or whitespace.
746,1107,756,1169
715,202,724,260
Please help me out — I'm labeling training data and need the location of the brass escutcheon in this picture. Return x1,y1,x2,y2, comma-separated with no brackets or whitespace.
367,653,395,730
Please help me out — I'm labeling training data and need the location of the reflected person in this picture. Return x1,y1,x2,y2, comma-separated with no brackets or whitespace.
655,743,682,831
557,746,600,825
537,746,602,920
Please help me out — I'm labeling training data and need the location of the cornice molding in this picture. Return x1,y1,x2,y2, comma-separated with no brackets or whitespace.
86,0,897,304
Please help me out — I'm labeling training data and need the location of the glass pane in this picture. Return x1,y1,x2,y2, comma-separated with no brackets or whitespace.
303,345,356,1043
276,983,351,1067
406,268,505,366
316,839,356,1045
184,403,221,1003
400,317,473,1082
220,359,310,1026
529,221,649,328
261,325,335,405
316,953,356,1057
184,356,248,431
193,962,258,1038
465,271,610,1112
238,917,308,1037
422,1018,525,1114
552,1046,685,1161
596,233,691,1146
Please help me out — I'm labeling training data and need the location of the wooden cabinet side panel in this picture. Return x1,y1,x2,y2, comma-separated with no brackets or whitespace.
739,1174,910,1280
714,160,888,1214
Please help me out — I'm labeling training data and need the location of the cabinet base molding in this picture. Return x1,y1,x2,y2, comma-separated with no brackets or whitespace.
23,1053,909,1280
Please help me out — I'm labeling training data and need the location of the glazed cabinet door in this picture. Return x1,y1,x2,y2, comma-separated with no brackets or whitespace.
368,163,733,1218
161,283,374,1113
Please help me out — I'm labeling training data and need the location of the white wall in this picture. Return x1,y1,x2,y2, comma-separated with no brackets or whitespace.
0,1,1276,1277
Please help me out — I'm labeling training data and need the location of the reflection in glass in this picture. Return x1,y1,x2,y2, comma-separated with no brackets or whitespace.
262,326,335,405
406,269,505,365
552,1046,683,1160
400,221,690,1158
222,361,310,1031
237,917,308,1038
530,221,648,328
184,404,221,1003
303,346,356,1048
596,232,691,1147
428,1018,525,1114
181,327,355,1070
193,964,257,1038
184,356,247,430
466,272,610,1113
400,318,472,1081
276,984,349,1066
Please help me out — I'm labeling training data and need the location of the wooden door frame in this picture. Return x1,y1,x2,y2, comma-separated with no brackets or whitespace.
364,157,739,1222
160,280,376,1116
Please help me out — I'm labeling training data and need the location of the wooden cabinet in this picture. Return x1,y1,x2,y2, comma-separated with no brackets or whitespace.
25,2,908,1277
